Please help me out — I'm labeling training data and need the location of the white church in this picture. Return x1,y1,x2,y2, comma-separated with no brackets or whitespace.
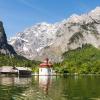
39,58,53,76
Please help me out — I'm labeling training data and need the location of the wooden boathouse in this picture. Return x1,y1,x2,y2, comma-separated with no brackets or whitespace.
0,66,32,76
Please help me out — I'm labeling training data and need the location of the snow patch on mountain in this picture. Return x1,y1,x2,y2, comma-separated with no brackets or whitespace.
9,7,100,62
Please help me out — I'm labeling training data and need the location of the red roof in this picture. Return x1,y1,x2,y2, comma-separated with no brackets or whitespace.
40,58,52,68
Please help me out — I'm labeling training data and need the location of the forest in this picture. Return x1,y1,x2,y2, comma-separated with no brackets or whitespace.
0,54,40,72
54,44,100,74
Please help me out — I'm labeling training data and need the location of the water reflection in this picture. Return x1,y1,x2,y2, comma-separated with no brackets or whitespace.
0,75,100,100
39,76,52,95
0,76,31,86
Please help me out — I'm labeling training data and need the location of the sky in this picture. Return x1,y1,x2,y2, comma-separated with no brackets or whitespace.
0,0,100,39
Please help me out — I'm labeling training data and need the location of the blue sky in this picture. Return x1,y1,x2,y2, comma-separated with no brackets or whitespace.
0,0,100,39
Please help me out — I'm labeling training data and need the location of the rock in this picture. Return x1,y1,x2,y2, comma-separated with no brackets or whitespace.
0,21,16,55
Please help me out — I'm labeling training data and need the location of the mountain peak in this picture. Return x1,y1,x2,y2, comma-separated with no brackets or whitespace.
0,21,16,55
9,7,100,62
67,14,81,23
91,7,100,13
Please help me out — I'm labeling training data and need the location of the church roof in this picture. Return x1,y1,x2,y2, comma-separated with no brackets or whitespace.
40,58,52,68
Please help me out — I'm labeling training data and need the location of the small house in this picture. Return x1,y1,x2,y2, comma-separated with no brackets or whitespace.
16,67,32,76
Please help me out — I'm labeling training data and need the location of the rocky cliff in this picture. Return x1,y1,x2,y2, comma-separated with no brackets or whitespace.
9,7,100,62
0,21,16,55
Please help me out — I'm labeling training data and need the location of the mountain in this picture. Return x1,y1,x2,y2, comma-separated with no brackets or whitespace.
0,21,16,55
9,7,100,62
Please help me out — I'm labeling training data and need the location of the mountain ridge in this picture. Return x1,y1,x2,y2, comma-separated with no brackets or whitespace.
9,7,100,62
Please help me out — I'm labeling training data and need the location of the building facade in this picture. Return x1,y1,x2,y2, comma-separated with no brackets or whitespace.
39,58,53,75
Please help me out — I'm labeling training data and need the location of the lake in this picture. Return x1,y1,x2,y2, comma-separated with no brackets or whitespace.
0,75,100,100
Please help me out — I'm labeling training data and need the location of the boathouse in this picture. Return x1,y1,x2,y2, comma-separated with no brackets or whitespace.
39,58,53,75
0,66,32,76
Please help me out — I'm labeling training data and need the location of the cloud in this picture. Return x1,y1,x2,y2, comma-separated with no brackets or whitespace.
16,0,58,20
17,0,48,14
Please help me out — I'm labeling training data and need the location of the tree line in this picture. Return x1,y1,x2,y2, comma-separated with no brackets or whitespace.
54,44,100,74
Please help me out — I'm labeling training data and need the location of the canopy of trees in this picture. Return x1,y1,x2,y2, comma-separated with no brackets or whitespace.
54,44,100,74
0,54,40,72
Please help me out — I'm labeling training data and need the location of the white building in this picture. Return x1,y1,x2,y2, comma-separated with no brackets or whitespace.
39,58,53,76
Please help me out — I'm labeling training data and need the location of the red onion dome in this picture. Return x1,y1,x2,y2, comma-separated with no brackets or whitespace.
40,58,53,68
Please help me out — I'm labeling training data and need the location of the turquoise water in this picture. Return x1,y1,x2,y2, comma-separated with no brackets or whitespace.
0,75,100,100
